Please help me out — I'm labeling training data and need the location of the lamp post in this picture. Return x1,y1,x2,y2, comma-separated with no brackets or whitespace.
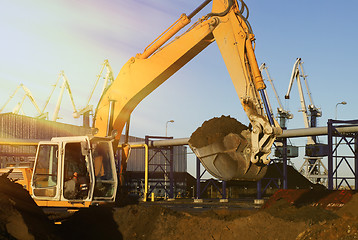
164,120,174,199
335,101,347,120
165,120,174,137
334,101,347,189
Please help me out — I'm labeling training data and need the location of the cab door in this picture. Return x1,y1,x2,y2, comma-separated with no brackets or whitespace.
62,142,92,201
32,143,61,200
92,140,117,202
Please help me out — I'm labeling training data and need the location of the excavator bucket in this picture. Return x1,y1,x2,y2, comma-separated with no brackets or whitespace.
188,115,267,181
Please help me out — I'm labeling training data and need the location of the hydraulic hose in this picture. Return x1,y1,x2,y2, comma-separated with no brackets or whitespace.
206,0,234,18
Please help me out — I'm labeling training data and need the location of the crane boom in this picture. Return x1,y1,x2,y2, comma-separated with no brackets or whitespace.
93,0,281,181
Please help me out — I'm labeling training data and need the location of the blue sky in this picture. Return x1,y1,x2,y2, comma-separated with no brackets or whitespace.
1,0,358,176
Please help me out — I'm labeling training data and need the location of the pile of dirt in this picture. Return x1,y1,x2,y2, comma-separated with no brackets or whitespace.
189,115,249,148
296,194,358,240
59,204,307,240
57,194,358,240
337,192,358,218
264,163,326,190
0,173,59,239
296,216,358,240
262,191,358,240
1,168,358,240
263,199,338,224
297,193,358,239
263,189,354,210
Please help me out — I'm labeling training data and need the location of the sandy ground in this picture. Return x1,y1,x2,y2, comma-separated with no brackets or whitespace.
1,173,358,240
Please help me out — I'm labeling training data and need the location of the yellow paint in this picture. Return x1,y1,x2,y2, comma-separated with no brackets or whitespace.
93,0,273,138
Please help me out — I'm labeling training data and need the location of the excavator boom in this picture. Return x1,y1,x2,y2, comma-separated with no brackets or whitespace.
93,0,282,181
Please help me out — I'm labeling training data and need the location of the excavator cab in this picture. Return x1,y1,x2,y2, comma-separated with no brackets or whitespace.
31,136,117,207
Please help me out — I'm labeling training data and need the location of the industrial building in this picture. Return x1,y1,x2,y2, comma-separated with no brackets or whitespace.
0,113,189,198
118,135,190,198
0,113,92,167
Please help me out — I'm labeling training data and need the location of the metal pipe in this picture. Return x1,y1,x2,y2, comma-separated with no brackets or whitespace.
120,143,149,201
196,157,201,199
2,125,358,147
280,126,358,138
121,125,358,147
0,138,45,146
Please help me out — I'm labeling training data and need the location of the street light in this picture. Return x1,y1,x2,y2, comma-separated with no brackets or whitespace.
165,120,174,137
335,101,347,120
334,101,346,189
164,119,174,200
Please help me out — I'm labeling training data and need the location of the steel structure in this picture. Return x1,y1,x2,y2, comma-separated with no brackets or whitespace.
2,119,358,199
195,157,227,202
328,119,358,190
144,136,175,199
257,137,288,200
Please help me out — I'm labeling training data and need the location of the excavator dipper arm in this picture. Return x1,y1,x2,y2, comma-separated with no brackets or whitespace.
93,0,282,181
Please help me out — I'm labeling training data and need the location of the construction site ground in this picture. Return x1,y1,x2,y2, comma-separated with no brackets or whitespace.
2,174,358,240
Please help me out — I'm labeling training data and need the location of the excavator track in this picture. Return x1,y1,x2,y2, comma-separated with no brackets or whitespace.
188,115,267,181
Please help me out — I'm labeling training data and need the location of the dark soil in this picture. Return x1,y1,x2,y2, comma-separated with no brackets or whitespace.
0,172,59,240
264,163,326,190
189,115,249,148
1,169,358,240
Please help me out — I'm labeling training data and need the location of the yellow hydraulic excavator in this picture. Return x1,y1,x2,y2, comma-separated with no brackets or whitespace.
27,0,281,207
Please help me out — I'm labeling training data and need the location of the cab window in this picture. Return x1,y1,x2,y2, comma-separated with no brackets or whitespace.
63,142,90,200
32,144,58,197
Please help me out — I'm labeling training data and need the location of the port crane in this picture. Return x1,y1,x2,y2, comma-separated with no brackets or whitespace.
0,84,47,119
74,60,115,127
285,58,328,183
260,63,293,129
41,71,78,122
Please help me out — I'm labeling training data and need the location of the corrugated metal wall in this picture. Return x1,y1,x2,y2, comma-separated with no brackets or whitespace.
0,113,92,165
120,135,187,173
0,113,187,173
